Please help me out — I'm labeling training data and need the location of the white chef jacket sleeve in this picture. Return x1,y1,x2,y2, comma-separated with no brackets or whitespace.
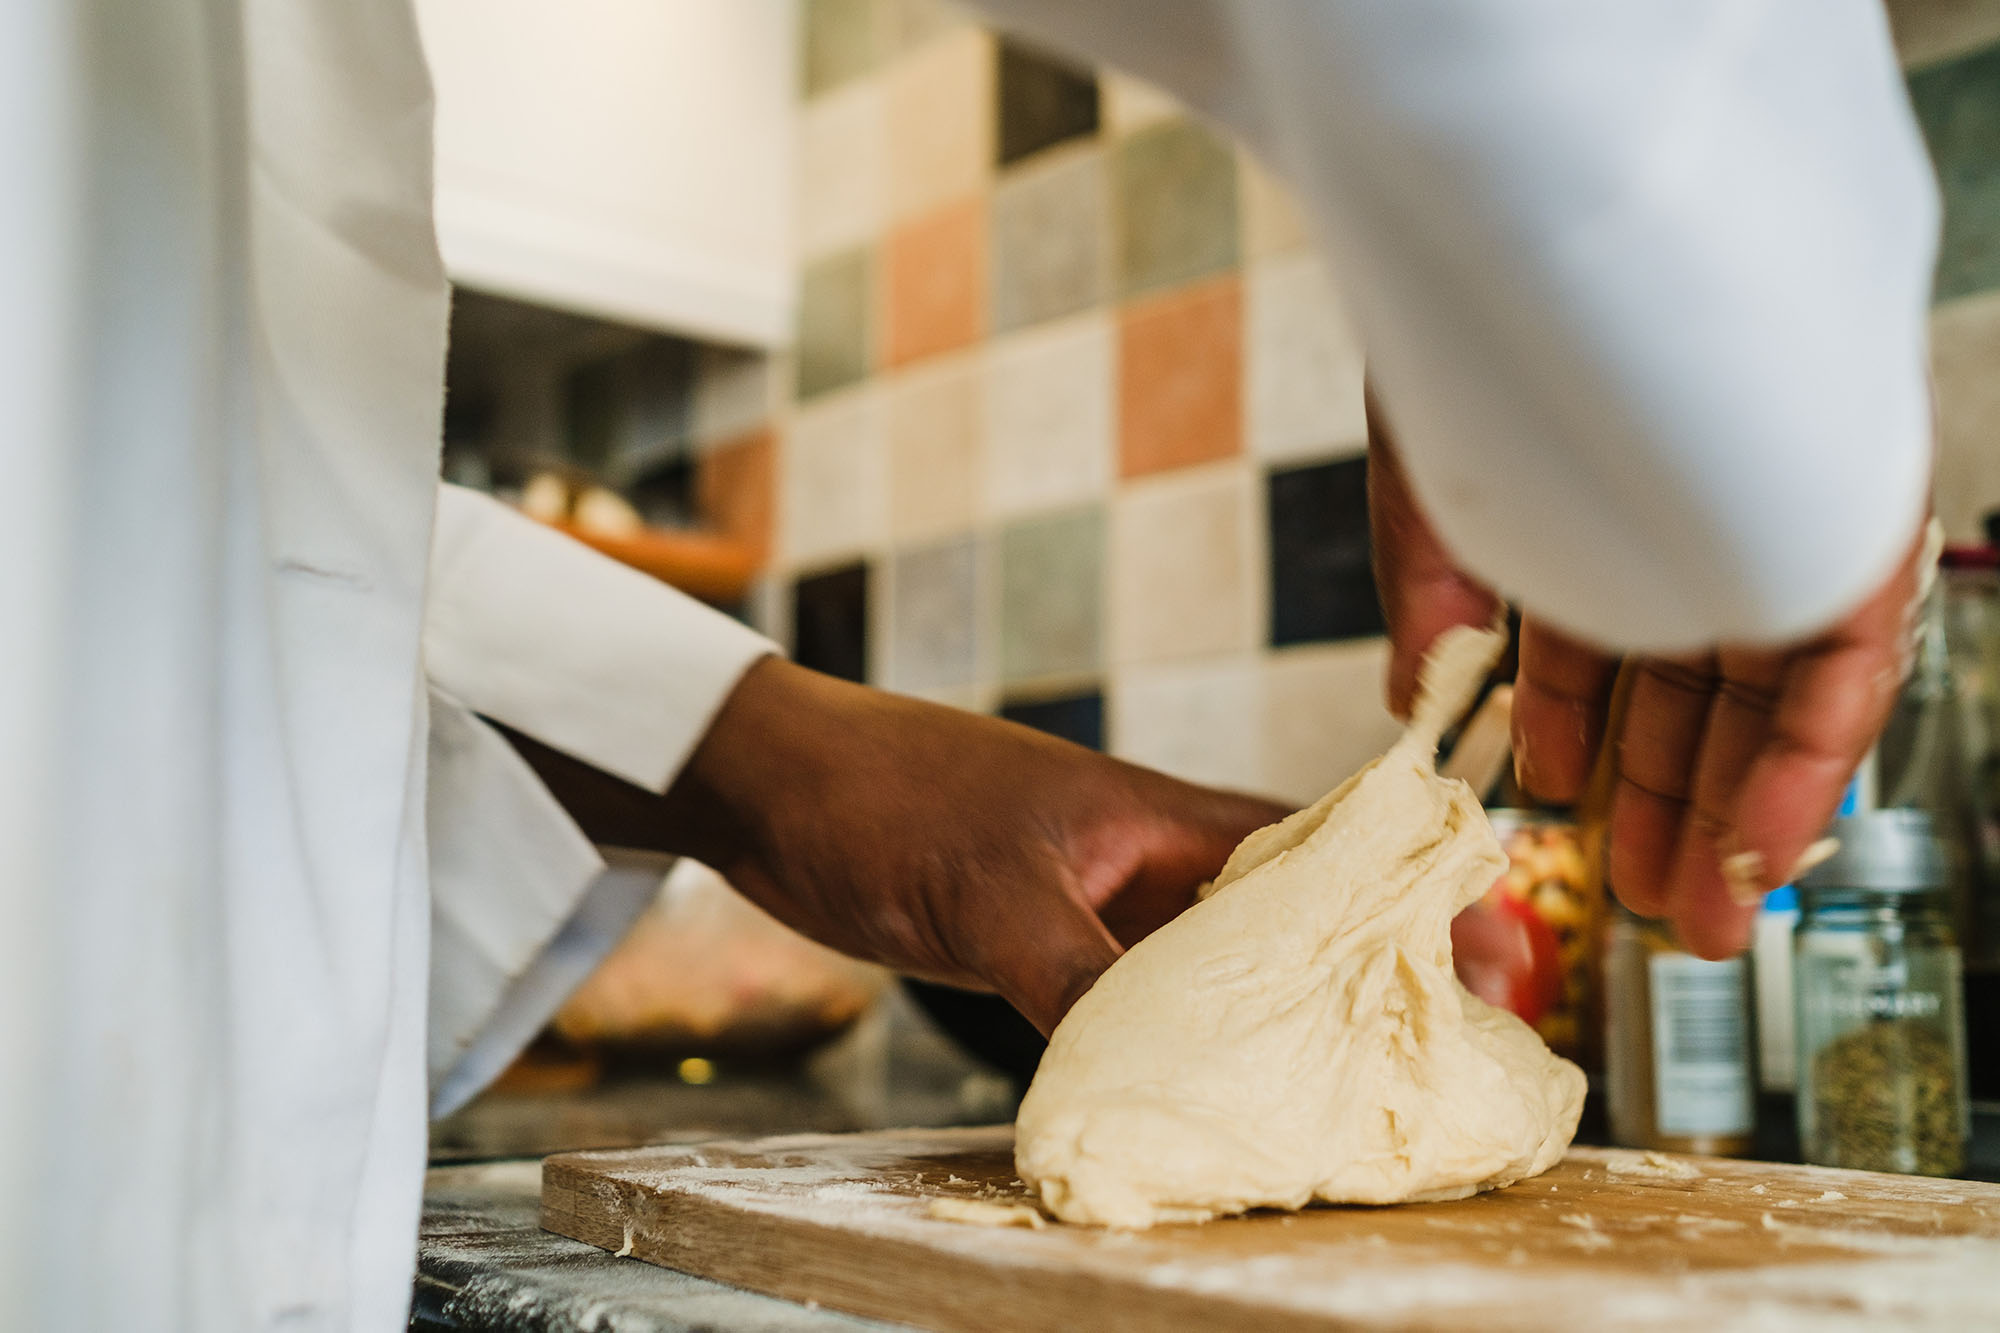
422,484,775,1115
970,0,1937,652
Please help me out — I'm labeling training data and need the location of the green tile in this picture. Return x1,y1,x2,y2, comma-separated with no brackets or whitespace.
991,148,1108,332
797,247,872,401
1113,118,1239,298
884,0,967,54
1910,40,2000,302
999,507,1103,683
803,0,881,98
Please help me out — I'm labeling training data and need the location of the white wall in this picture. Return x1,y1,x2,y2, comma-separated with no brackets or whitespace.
416,0,797,346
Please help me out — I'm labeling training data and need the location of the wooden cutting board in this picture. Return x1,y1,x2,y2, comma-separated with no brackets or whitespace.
542,1126,2000,1331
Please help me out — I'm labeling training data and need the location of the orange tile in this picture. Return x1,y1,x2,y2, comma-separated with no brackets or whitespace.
884,197,984,367
1117,275,1242,477
696,426,775,565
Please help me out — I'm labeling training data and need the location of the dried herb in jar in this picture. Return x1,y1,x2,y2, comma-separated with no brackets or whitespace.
1810,1017,1964,1176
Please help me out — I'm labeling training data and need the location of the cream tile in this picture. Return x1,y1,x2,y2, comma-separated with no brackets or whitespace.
886,353,984,543
1260,640,1403,806
904,681,995,713
1108,461,1258,665
1110,657,1264,793
984,313,1115,518
780,387,888,567
1240,152,1314,259
1100,71,1181,135
886,27,994,223
1932,288,2000,541
1247,252,1367,462
800,78,887,261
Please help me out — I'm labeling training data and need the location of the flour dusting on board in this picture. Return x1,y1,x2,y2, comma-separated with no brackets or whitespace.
545,1128,2000,1329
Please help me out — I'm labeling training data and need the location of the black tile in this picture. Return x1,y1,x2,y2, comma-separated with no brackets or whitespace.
792,562,870,684
1909,43,2000,303
1267,456,1386,646
999,690,1104,751
997,40,1099,167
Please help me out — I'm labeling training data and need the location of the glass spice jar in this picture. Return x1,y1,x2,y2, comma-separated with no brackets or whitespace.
1604,904,1757,1156
1795,810,1970,1177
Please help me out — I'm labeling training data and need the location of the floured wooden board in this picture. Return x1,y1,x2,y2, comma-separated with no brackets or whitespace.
543,1126,2000,1331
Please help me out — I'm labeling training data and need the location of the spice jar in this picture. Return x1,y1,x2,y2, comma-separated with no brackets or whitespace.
1795,810,1970,1176
1604,905,1757,1155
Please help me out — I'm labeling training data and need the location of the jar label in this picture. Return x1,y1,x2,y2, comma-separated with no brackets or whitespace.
1649,953,1754,1135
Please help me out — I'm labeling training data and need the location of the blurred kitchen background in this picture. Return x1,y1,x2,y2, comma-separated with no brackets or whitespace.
420,0,2000,1179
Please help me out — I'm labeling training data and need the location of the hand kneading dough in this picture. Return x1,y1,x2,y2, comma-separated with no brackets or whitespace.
1015,625,1585,1228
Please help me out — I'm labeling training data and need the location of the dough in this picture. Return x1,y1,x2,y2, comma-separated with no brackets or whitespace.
927,1198,1047,1229
1015,625,1586,1228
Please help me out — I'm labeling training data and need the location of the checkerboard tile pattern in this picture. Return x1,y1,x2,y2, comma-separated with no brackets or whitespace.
694,2,2000,804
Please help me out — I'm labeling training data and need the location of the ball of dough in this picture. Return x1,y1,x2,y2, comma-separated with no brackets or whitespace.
1015,625,1586,1227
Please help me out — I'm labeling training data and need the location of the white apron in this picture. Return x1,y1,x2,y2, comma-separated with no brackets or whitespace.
0,2,769,1328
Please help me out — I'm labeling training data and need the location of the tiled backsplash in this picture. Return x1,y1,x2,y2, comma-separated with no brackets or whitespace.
683,0,2000,804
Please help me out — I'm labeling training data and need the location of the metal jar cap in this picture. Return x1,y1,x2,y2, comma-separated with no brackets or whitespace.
1796,809,1949,894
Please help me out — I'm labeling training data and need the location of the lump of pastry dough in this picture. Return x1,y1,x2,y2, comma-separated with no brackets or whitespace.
1014,624,1586,1228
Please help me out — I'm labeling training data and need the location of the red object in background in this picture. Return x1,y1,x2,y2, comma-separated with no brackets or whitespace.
1453,811,1598,1062
1452,894,1563,1026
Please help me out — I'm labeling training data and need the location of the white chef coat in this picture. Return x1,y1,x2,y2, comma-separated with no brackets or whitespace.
0,3,771,1329
973,0,1938,651
0,0,1934,1330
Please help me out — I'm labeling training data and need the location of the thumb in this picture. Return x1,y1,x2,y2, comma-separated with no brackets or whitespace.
1087,779,1289,948
988,888,1122,1038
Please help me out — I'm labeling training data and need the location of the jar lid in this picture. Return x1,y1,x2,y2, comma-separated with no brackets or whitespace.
1796,809,1949,895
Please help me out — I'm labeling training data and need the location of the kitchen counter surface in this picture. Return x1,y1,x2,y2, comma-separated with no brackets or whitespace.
417,1108,2000,1333
414,987,2000,1330
412,1159,897,1332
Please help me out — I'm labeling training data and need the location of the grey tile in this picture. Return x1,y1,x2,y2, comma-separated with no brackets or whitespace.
803,0,882,97
1113,118,1239,298
999,507,1103,682
890,537,981,691
997,40,1099,166
797,248,873,401
991,148,1107,332
1911,41,2000,302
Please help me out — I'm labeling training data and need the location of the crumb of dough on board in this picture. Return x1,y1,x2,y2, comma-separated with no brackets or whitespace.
928,1198,1048,1229
1601,1150,1702,1181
